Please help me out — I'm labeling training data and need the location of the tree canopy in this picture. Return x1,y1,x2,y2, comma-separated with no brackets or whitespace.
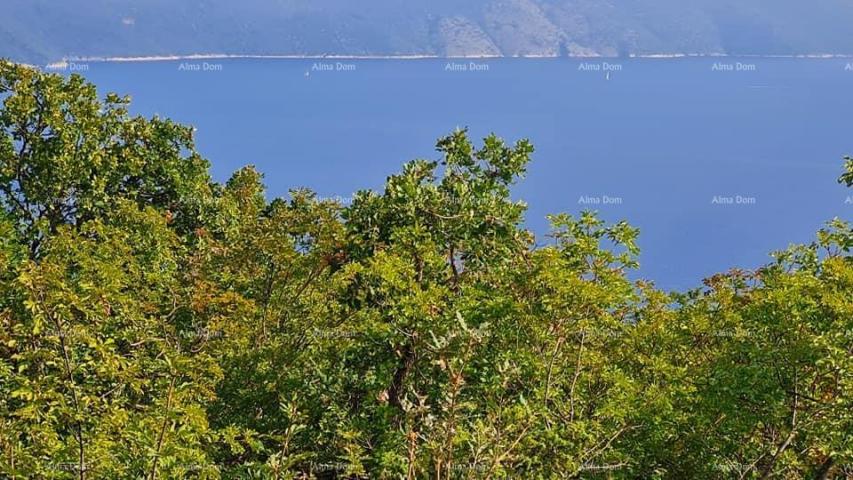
0,61,851,479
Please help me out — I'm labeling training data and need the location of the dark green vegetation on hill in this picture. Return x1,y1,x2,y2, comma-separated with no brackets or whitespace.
5,0,853,63
0,62,851,478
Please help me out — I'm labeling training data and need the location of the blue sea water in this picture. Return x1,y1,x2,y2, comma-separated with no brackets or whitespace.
72,57,852,290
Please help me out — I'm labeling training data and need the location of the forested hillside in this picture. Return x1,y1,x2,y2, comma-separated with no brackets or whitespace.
4,0,853,63
0,63,851,478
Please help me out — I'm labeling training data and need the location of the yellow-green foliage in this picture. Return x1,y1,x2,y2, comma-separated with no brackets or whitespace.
0,62,851,479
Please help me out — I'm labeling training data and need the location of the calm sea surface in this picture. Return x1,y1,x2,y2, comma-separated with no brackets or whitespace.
72,57,852,290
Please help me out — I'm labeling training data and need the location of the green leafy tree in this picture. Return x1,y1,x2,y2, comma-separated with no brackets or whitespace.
0,62,221,479
0,61,212,259
840,156,853,187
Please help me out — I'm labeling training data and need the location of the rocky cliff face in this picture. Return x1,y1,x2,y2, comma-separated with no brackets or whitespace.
4,0,853,63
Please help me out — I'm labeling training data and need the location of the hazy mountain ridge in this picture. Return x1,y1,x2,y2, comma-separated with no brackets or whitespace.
5,0,853,63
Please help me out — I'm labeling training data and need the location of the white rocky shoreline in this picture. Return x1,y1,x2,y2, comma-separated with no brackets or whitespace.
49,51,853,65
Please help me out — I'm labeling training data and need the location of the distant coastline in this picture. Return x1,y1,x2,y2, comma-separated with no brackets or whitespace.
54,52,853,65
